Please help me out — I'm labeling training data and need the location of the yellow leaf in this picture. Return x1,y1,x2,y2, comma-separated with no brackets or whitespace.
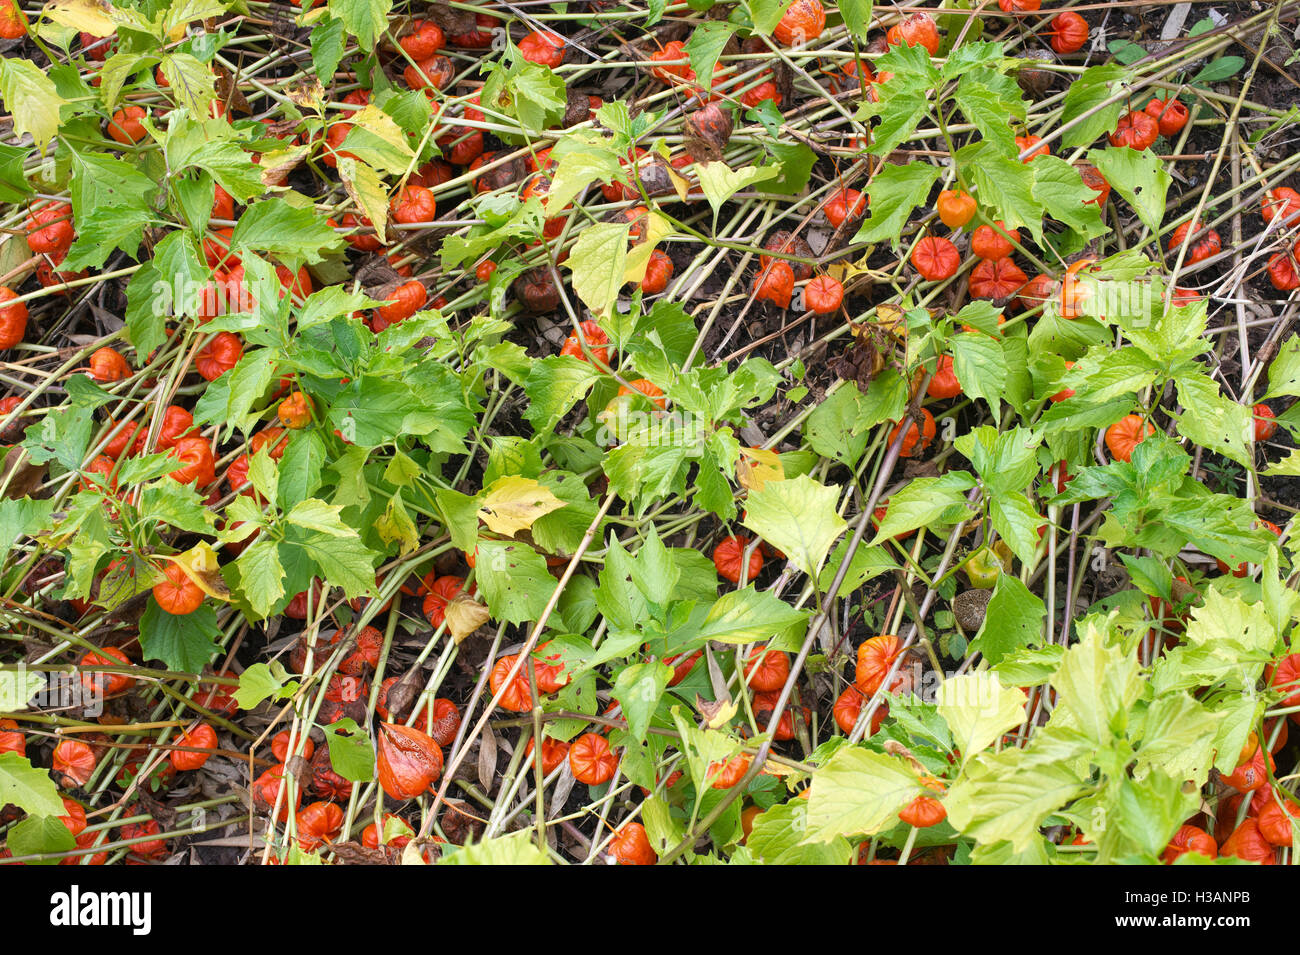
476,476,566,537
825,253,874,286
699,697,738,730
736,446,784,492
444,594,490,643
44,0,117,36
286,80,325,112
400,841,428,865
257,144,309,187
339,157,388,238
346,104,415,172
621,211,674,285
162,542,231,602
666,166,691,203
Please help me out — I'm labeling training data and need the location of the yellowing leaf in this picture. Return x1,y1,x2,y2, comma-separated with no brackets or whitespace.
804,748,922,841
736,446,783,492
695,161,779,224
444,594,490,643
159,52,215,118
935,673,1028,767
621,212,674,285
44,0,117,36
286,80,326,112
742,474,847,578
477,476,566,537
0,57,68,151
341,104,415,175
567,222,628,318
257,144,309,188
339,156,388,244
163,542,231,601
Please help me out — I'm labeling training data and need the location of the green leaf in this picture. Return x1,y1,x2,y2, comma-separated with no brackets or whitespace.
989,491,1043,566
546,146,622,215
1058,65,1125,149
232,661,298,710
743,0,794,35
862,89,930,158
970,575,1046,666
804,385,870,467
0,496,56,546
149,230,211,321
742,474,847,578
277,430,326,509
696,587,808,645
839,0,873,41
6,814,76,863
1089,146,1170,235
869,472,976,544
684,21,736,92
817,538,897,597
311,15,348,84
1114,768,1201,858
231,198,344,266
0,668,44,711
0,143,33,204
944,726,1092,850
338,157,389,238
1263,333,1300,400
139,601,222,673
1174,373,1253,467
1108,40,1146,65
804,747,922,840
475,540,553,624
1133,691,1219,784
992,644,1065,686
696,161,780,229
854,162,941,246
321,718,374,782
953,79,1020,158
138,478,217,535
523,356,601,433
300,532,376,599
950,332,1008,411
566,222,628,318
376,489,420,555
440,830,551,865
327,0,393,51
0,57,68,150
763,141,817,195
0,751,65,817
612,662,671,744
1032,156,1108,241
63,150,159,268
936,672,1029,766
953,425,1040,498
960,142,1043,238
750,799,853,864
287,499,353,537
235,538,286,619
124,262,169,359
505,61,567,134
1190,56,1244,86
339,105,416,175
